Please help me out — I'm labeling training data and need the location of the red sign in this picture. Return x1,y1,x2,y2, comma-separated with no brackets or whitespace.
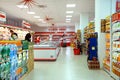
22,20,31,28
116,0,120,12
0,11,6,22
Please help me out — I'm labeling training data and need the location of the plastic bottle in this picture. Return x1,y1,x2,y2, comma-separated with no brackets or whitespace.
0,45,3,63
1,63,5,79
8,44,15,61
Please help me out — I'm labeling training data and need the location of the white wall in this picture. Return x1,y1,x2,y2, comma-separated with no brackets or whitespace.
75,23,80,32
32,26,75,32
95,0,116,68
80,13,89,43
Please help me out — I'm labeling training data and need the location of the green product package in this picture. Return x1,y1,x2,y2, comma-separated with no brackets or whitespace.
21,40,29,50
1,45,10,61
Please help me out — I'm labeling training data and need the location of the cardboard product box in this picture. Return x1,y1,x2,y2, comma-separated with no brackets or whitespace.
87,60,100,69
101,26,106,32
101,19,106,26
112,67,120,77
77,29,81,33
101,19,106,32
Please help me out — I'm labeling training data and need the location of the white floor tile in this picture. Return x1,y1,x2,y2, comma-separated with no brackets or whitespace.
24,47,114,80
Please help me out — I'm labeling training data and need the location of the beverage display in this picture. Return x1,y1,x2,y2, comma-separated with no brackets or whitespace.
0,41,29,80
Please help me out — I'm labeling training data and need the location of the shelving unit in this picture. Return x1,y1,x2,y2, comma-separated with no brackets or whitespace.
111,12,120,79
76,29,81,42
84,22,95,41
102,17,111,72
84,22,95,54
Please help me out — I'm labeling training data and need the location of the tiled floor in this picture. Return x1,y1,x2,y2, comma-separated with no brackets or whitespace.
25,47,114,80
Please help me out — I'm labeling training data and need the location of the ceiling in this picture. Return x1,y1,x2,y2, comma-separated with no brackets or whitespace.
0,0,95,27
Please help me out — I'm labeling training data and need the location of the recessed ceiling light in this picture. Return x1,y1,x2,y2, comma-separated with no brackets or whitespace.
66,15,72,17
66,11,74,14
17,5,28,8
34,16,40,18
66,4,76,7
66,18,71,20
27,11,35,14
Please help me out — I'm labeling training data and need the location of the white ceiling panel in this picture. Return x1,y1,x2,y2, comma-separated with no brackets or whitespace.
0,0,95,27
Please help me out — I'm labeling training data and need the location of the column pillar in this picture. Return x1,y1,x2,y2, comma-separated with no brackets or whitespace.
80,13,89,43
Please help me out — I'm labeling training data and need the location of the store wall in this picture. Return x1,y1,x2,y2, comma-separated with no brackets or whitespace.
6,17,22,27
32,26,75,32
95,0,116,68
75,23,79,32
80,13,89,43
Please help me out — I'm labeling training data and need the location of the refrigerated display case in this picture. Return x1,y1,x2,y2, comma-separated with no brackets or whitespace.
34,41,61,61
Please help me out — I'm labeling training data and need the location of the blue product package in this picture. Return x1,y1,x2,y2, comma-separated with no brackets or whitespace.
8,44,14,60
10,71,16,80
1,63,5,79
13,44,18,56
0,45,3,63
10,60,14,73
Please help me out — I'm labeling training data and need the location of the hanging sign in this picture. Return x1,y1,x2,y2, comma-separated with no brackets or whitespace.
0,11,6,22
22,20,31,29
116,0,120,12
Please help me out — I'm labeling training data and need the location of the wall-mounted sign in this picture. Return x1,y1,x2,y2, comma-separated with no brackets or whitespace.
116,0,120,12
48,27,66,32
22,20,31,28
0,11,6,22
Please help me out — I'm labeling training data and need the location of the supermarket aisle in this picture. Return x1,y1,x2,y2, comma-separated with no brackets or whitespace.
25,47,113,80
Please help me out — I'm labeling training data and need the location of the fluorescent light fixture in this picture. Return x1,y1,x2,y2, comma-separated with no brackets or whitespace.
66,4,76,7
17,5,28,8
66,15,72,17
42,21,46,23
27,11,35,14
34,16,40,18
38,19,46,23
66,11,74,14
66,21,71,23
66,18,71,20
38,19,43,21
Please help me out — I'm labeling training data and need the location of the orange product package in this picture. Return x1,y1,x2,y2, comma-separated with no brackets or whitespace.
0,40,22,46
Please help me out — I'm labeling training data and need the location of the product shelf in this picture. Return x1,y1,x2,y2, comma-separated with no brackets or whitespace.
111,12,120,78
